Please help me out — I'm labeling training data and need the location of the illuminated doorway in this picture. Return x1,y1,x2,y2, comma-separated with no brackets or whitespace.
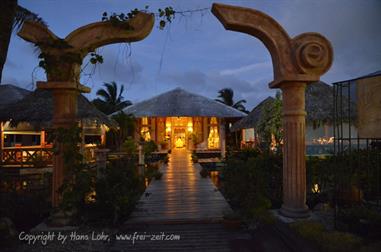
174,128,186,148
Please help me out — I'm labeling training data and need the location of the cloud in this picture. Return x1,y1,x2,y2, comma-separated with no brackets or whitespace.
280,0,381,82
80,45,146,97
159,69,274,109
220,61,272,76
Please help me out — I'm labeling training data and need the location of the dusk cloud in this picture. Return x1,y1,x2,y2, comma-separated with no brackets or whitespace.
2,0,380,111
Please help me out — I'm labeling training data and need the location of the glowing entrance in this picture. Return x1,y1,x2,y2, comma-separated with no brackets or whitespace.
167,117,192,149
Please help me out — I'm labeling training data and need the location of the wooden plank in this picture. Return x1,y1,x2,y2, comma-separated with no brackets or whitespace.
126,149,232,224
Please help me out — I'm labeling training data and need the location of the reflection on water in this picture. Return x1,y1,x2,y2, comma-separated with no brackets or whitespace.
210,171,220,188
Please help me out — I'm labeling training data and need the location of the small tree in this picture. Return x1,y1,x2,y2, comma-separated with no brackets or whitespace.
92,81,132,115
0,0,46,83
256,91,283,151
215,88,248,113
107,111,135,150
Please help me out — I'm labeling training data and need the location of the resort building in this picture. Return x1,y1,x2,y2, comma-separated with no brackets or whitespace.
0,84,115,168
118,88,246,156
231,81,357,155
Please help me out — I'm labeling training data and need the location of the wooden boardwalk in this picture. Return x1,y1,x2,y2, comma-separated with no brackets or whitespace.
127,149,232,224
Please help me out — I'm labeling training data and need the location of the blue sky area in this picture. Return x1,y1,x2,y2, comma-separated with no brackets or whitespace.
3,0,381,110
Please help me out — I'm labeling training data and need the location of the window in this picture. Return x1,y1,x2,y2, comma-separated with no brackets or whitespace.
208,117,219,149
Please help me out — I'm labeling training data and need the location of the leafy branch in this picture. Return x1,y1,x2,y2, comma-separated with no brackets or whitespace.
101,6,176,30
101,6,209,30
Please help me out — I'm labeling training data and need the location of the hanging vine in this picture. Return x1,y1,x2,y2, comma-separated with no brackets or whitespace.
48,126,93,212
35,6,208,80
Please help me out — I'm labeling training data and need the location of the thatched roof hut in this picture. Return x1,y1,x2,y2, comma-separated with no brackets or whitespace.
230,96,274,132
0,86,116,128
119,87,247,118
0,84,31,105
231,81,352,131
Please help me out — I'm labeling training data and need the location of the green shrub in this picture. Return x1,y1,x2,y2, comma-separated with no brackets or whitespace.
320,231,362,252
338,205,381,236
227,147,260,161
122,138,137,155
145,163,163,181
93,157,144,225
143,140,158,155
290,220,326,243
222,152,282,212
291,220,363,252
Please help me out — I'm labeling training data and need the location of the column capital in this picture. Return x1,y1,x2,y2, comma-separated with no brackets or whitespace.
37,81,91,93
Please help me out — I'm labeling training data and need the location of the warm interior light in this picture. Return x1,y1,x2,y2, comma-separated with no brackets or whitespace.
208,128,219,149
141,127,151,141
187,121,193,133
141,117,151,141
208,117,219,149
166,122,171,132
312,183,321,193
85,191,96,203
312,137,334,145
175,137,185,148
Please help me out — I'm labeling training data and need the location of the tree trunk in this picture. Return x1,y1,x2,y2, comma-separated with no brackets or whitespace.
0,0,17,83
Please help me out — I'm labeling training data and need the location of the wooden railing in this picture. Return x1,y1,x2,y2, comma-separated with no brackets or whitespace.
1,145,99,167
1,147,53,167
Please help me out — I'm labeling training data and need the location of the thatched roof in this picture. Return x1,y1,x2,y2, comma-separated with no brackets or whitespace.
118,87,247,118
332,70,381,84
0,88,117,128
305,81,335,123
230,97,274,132
0,84,31,105
231,81,352,131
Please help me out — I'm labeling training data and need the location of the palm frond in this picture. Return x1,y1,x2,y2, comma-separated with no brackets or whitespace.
96,89,111,102
215,99,225,104
13,5,46,31
117,83,125,103
104,82,117,104
233,100,247,112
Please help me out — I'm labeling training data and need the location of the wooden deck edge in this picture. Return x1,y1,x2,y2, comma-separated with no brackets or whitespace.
124,217,224,226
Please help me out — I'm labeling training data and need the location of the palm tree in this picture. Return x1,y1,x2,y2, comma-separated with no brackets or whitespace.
0,0,46,83
215,88,248,113
93,81,132,115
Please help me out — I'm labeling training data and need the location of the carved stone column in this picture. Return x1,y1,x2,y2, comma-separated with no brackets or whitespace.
37,81,90,207
212,3,333,218
18,12,154,208
279,82,309,218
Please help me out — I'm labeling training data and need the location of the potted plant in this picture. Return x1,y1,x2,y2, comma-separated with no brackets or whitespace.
154,170,163,180
199,167,208,178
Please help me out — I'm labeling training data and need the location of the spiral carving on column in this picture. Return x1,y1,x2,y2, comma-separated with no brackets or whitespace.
293,33,333,76
212,3,334,87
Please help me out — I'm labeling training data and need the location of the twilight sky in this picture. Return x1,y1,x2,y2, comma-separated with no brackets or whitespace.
3,0,381,110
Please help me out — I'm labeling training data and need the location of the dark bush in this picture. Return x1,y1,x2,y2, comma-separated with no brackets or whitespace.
200,168,208,178
0,172,52,231
222,151,282,217
89,158,144,225
143,140,158,155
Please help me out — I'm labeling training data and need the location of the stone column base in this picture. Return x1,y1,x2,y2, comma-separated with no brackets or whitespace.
279,205,310,218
